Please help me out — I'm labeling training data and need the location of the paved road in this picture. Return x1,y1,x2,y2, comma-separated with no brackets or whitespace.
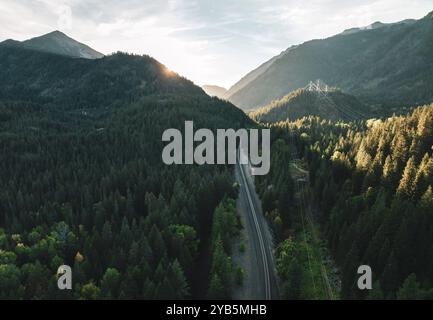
235,151,279,300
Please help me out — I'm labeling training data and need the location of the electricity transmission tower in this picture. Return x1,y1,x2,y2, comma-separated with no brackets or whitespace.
304,79,366,121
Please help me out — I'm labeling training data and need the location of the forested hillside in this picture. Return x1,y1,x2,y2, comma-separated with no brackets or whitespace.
254,127,339,299
0,46,251,299
0,46,204,110
289,105,433,299
254,104,433,299
250,89,369,123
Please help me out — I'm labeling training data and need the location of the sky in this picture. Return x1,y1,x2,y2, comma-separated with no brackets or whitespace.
1,0,433,88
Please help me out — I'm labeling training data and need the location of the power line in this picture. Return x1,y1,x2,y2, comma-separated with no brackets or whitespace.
288,127,335,299
288,129,318,295
303,80,367,121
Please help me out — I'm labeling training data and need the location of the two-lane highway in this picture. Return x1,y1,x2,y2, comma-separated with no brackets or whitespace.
236,150,279,300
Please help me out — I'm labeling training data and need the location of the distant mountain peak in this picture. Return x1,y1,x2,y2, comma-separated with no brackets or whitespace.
202,85,227,98
43,30,73,40
46,30,64,35
22,31,104,59
340,19,416,36
1,31,104,59
29,30,74,44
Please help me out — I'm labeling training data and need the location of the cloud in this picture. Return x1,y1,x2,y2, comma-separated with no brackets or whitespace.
0,0,432,87
57,4,73,30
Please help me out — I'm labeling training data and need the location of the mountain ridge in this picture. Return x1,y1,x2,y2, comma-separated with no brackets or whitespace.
202,85,227,98
0,30,104,59
225,11,433,111
0,45,206,110
222,46,297,103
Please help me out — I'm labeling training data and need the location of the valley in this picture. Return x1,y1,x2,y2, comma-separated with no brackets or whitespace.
0,39,250,299
1,6,433,301
233,150,279,299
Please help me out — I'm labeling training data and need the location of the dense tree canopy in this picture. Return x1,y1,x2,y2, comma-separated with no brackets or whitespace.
288,104,433,299
0,47,251,299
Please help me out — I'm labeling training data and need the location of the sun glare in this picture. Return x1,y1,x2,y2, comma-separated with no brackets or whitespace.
163,66,175,77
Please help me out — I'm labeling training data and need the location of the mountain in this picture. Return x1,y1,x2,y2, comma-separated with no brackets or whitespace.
0,34,250,300
222,47,295,103
250,88,369,122
202,85,227,98
0,30,104,59
0,45,206,109
225,11,433,111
